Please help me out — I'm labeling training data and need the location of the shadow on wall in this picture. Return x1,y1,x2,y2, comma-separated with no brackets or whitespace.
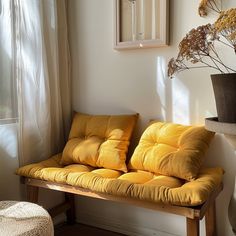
156,56,173,123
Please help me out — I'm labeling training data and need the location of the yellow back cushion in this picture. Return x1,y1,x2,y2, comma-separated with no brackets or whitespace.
128,122,215,181
60,113,138,172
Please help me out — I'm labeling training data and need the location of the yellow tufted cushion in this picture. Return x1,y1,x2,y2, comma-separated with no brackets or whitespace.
128,122,215,181
16,120,222,206
72,167,222,206
60,113,138,172
16,155,223,206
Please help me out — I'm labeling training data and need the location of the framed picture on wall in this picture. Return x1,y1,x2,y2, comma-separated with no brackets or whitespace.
114,0,169,50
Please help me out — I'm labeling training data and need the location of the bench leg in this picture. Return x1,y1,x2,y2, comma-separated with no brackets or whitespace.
65,193,75,224
205,202,216,236
186,218,199,236
26,185,39,203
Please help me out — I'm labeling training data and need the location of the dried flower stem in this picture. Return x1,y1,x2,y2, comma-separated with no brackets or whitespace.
217,38,235,49
207,0,221,13
198,0,221,16
209,45,236,72
180,62,222,72
169,7,236,78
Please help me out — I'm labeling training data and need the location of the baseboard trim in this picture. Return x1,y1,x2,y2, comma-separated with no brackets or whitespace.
76,211,178,236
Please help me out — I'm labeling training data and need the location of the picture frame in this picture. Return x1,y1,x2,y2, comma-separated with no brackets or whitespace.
114,0,169,50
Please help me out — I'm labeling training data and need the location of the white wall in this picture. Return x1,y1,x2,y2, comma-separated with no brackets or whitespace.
0,123,65,225
68,0,236,235
0,123,21,200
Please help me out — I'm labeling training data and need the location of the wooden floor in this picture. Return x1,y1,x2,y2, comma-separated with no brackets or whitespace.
55,223,125,236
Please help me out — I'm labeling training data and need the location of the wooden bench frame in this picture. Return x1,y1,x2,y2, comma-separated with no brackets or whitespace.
21,177,223,236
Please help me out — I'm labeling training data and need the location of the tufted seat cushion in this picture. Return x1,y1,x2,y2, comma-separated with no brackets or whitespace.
16,121,223,207
60,113,138,172
16,154,223,206
128,122,215,181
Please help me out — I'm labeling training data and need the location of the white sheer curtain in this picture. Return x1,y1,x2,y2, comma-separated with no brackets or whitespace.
0,0,71,166
16,0,72,165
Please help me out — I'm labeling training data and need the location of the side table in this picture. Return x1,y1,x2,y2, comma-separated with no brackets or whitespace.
205,117,236,235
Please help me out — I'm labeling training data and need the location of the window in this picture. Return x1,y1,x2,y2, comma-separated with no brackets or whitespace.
0,0,17,121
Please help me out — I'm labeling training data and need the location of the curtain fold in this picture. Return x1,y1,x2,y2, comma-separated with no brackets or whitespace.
14,0,71,165
57,0,72,139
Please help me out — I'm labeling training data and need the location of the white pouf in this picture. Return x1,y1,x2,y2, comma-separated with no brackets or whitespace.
0,201,53,236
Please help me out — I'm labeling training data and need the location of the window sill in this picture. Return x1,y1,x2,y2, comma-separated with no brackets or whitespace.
0,118,18,125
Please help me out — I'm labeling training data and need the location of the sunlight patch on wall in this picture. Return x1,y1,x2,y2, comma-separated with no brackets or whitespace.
194,84,216,124
156,56,167,120
0,123,18,159
205,110,215,118
156,57,190,124
172,78,190,125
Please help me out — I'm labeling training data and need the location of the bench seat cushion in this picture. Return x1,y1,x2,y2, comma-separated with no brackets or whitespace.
16,154,223,206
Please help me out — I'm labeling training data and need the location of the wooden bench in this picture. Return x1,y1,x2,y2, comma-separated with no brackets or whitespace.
17,117,223,236
22,176,223,236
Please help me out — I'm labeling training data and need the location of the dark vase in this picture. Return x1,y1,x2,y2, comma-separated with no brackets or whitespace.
211,73,236,123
